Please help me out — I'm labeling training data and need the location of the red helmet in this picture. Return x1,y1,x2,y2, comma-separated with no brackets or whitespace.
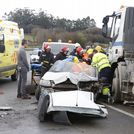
76,47,83,55
61,46,69,53
44,44,51,51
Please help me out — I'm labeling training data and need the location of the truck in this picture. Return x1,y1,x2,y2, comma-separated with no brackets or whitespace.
0,20,24,81
102,6,134,103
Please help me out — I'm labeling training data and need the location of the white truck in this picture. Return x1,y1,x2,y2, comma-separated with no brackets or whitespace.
102,6,134,103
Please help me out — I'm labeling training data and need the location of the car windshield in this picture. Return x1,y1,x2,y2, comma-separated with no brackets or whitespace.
49,60,95,76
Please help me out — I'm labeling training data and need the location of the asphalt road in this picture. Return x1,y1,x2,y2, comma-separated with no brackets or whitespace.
0,51,134,134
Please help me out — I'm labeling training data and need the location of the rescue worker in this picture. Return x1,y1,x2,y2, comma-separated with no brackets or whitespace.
75,46,90,64
91,49,113,97
86,48,94,65
70,46,79,56
75,47,84,61
94,45,106,54
39,44,54,77
17,39,31,99
54,46,69,62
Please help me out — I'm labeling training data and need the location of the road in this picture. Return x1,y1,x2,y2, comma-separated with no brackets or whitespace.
0,52,134,134
0,77,134,134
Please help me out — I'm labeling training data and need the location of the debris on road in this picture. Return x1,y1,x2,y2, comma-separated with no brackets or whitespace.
0,106,13,111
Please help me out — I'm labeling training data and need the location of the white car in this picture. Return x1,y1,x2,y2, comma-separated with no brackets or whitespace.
36,60,108,124
30,48,41,64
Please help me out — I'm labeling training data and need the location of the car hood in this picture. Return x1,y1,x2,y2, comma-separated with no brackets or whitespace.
48,90,108,118
41,71,98,85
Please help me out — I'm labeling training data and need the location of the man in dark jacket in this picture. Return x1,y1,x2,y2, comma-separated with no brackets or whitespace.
39,44,54,77
54,46,69,62
17,39,31,99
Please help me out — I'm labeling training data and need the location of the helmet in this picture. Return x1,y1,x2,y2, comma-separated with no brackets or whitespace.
87,48,93,55
95,45,104,53
44,44,51,51
76,47,83,55
73,56,79,63
61,46,69,53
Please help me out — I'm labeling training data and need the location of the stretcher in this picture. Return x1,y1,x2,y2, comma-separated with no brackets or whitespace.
31,63,41,86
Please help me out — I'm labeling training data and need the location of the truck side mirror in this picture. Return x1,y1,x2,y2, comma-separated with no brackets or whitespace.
0,45,5,53
102,16,109,24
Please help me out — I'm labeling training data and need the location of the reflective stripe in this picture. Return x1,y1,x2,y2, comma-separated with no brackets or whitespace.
91,53,111,72
97,57,107,63
98,62,111,72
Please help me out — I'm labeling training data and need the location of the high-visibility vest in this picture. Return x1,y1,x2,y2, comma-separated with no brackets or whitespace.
91,52,111,72
87,48,93,55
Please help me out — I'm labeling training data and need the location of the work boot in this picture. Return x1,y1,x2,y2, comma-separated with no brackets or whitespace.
17,94,21,98
21,95,31,99
102,87,110,95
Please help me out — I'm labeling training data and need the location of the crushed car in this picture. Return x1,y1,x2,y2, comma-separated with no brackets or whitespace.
36,60,108,124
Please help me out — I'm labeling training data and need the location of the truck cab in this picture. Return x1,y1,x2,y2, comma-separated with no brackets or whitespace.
102,6,134,103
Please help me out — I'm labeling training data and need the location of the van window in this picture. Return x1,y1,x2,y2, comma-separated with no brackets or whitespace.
14,39,19,48
0,34,5,53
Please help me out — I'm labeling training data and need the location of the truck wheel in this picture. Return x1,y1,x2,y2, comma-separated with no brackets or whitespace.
112,68,121,103
35,85,41,101
11,70,18,81
38,92,50,122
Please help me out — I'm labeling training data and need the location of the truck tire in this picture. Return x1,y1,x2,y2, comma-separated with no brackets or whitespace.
35,86,41,101
11,70,18,81
38,91,50,122
112,68,121,103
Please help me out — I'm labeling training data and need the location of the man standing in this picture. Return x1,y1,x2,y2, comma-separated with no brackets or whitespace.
17,39,31,99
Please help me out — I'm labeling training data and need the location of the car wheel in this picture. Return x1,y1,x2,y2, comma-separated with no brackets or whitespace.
35,85,41,101
38,92,50,122
11,69,18,81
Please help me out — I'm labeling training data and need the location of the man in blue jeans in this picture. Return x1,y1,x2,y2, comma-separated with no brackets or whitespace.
17,39,31,99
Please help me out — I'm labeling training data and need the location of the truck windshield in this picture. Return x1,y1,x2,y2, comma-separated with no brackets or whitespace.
108,14,121,40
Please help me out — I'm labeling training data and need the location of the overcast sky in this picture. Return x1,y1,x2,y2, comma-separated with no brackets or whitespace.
0,0,134,28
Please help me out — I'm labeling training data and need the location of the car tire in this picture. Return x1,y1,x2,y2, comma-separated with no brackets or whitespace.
35,85,41,101
38,91,50,122
11,69,18,81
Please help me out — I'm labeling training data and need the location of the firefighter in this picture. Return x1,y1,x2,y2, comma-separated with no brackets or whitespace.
70,46,79,56
39,44,54,77
94,45,106,54
54,46,69,62
87,48,94,65
75,47,84,61
91,49,113,97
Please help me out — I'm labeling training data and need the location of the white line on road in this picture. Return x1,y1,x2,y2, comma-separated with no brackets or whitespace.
105,104,134,118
